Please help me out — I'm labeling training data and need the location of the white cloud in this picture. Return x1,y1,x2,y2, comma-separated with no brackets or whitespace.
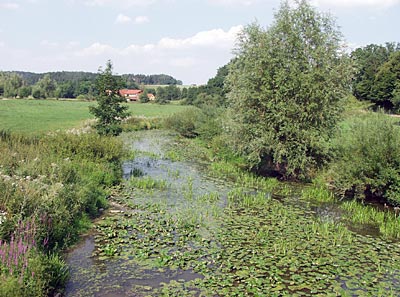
66,41,80,49
0,2,20,9
71,25,242,83
76,25,242,56
312,0,400,8
169,57,198,67
158,25,243,50
114,14,149,25
115,13,132,24
40,40,59,48
75,42,116,56
134,16,149,24
84,0,156,7
208,0,259,6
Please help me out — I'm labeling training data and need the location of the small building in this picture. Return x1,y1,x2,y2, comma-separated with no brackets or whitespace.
147,93,156,101
119,89,143,101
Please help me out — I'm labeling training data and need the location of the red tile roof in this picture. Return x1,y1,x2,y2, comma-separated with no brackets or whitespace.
119,89,142,96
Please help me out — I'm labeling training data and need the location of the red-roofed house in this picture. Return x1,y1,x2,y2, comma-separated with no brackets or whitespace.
119,89,143,101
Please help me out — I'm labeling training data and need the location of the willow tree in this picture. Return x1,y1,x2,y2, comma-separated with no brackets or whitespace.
225,0,353,180
90,60,130,136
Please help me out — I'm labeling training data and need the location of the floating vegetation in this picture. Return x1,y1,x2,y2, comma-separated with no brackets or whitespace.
65,131,400,296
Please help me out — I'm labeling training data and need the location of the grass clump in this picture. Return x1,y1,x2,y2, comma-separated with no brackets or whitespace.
0,130,125,295
302,178,335,203
210,161,279,193
126,176,168,191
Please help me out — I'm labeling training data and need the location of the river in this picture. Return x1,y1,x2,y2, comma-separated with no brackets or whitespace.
65,130,400,296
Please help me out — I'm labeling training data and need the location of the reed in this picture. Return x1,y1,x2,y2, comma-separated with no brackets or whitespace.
126,176,168,191
341,200,400,239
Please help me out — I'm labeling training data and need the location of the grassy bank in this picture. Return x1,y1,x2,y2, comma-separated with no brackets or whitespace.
0,131,126,295
0,99,188,134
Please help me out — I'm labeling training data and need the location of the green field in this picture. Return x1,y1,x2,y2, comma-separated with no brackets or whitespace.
0,99,187,134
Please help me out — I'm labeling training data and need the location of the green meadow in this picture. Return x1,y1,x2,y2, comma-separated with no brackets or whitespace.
0,99,187,134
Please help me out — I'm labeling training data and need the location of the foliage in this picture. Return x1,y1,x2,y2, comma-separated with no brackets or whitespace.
352,42,399,109
122,73,182,86
121,116,162,131
139,89,149,103
68,131,400,296
155,85,181,103
182,63,230,107
225,0,353,180
36,74,56,98
373,51,400,111
331,112,400,205
89,60,130,136
0,129,125,295
0,73,23,98
163,107,203,138
163,104,223,140
0,71,181,99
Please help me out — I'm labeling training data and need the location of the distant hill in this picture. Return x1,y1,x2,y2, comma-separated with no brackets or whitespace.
3,71,182,86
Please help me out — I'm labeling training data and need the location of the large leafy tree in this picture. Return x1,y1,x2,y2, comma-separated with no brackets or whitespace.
226,0,353,180
90,60,130,136
3,73,23,98
36,74,56,98
373,51,400,111
352,43,399,108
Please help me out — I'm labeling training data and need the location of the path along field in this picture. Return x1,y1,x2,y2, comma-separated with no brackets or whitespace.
0,99,187,134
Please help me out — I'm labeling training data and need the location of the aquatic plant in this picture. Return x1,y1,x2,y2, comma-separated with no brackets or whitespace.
302,182,335,203
126,176,168,191
340,199,400,239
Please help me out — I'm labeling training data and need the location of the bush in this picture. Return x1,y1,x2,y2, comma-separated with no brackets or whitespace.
332,112,400,205
163,107,203,138
121,116,161,131
163,106,224,141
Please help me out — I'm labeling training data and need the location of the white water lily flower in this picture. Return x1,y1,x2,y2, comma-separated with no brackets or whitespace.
0,211,7,225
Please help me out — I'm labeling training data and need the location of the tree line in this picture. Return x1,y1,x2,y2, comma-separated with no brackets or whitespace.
0,71,181,100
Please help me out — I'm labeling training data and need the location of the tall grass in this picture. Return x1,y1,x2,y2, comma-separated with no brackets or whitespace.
340,200,400,239
301,178,335,203
0,130,125,295
210,161,279,193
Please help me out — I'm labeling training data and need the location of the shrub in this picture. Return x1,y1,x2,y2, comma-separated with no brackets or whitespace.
332,112,400,205
163,106,224,141
163,107,203,138
121,116,161,131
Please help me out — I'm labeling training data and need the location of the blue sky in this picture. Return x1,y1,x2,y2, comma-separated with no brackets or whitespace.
0,0,399,84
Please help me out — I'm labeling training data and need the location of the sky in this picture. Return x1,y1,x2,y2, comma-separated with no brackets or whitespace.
0,0,399,85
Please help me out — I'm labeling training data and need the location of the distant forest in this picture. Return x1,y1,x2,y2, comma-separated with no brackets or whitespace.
0,70,182,100
9,71,182,86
